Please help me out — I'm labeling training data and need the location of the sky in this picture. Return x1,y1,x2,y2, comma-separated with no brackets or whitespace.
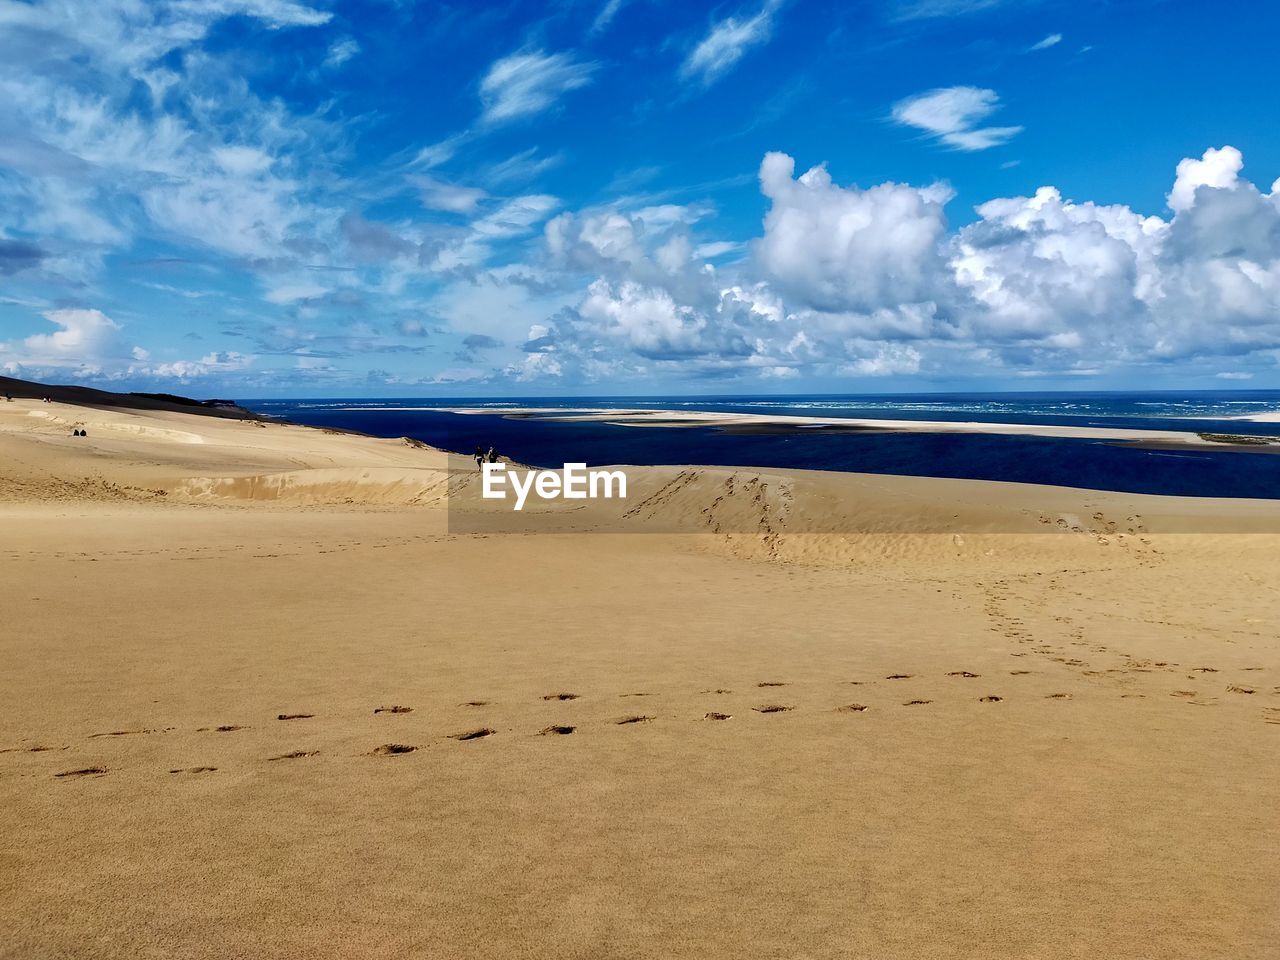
1,0,1279,398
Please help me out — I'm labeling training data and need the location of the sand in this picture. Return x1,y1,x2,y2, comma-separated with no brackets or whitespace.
1,396,1278,959
444,405,1267,447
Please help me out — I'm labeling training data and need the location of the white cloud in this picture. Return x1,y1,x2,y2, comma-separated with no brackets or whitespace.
412,175,488,215
0,308,257,383
13,309,129,365
0,1,330,72
479,49,597,125
695,241,743,259
591,0,629,34
0,3,339,273
681,0,782,86
324,38,360,68
840,344,923,377
951,185,1166,344
892,86,1022,151
1168,145,1242,213
579,280,712,358
499,144,1280,386
891,0,1008,21
412,134,471,170
756,152,953,313
1026,33,1062,52
264,281,332,304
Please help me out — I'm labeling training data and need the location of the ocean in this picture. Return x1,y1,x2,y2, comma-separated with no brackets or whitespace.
242,391,1280,500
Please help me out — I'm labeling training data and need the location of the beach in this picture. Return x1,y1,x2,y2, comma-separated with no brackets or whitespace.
2,396,1278,959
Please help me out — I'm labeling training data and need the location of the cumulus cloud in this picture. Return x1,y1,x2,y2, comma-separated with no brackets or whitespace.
479,49,597,125
952,146,1280,366
951,185,1166,347
756,152,953,313
12,309,130,365
840,344,923,377
681,0,783,86
494,144,1280,387
892,86,1022,151
0,308,256,383
1167,145,1243,213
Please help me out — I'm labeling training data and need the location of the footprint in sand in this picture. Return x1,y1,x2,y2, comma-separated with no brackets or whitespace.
88,728,162,738
1172,691,1218,706
836,704,869,713
267,750,318,761
1046,693,1072,700
451,728,494,741
756,682,787,688
703,712,732,721
903,700,932,706
540,725,575,736
461,700,490,707
1010,670,1032,676
1,744,67,753
947,671,979,678
1227,685,1256,695
753,704,793,714
54,767,107,779
615,715,653,725
197,725,246,733
370,743,416,756
702,689,733,694
169,766,217,774
886,674,913,680
541,693,579,702
277,713,314,721
979,695,1003,703
373,705,413,714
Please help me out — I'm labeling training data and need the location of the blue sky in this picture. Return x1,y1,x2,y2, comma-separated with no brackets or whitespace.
2,0,1280,397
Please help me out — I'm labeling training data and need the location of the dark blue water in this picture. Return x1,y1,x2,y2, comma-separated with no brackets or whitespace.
243,392,1280,500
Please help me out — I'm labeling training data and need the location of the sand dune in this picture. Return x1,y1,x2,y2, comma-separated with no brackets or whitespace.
1,396,1278,958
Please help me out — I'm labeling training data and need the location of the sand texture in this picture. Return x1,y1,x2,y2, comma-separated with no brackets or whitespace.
1,398,1278,959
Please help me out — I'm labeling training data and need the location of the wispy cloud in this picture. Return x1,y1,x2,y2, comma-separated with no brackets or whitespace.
590,0,629,34
411,175,488,215
1026,33,1062,52
892,86,1022,151
479,49,598,125
680,0,783,87
324,38,361,68
481,148,565,187
890,0,1008,21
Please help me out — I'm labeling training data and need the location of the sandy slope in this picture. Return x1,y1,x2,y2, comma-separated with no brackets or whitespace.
1,398,1278,959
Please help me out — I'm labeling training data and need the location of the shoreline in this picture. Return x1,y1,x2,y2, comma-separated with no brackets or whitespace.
5,395,1280,521
442,405,1280,449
